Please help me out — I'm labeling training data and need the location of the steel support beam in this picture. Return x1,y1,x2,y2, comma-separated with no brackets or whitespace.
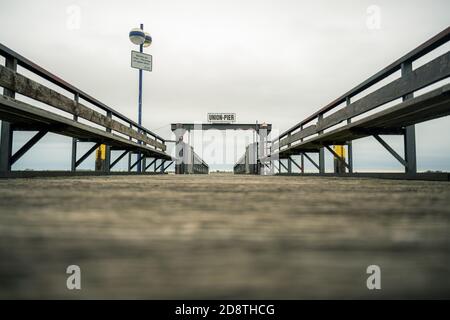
272,161,279,172
109,150,129,170
145,158,157,171
71,93,79,172
289,156,303,171
155,159,165,172
404,126,417,173
10,130,48,165
287,133,292,173
401,61,417,174
163,161,173,172
318,114,325,173
128,124,132,172
75,143,101,168
0,122,13,172
130,153,145,171
300,125,305,173
0,55,17,173
318,148,325,173
300,153,304,173
346,97,353,173
128,152,132,172
104,111,112,173
373,135,407,167
279,159,288,172
302,152,320,171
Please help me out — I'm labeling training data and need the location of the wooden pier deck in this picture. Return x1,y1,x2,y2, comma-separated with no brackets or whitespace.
0,173,449,299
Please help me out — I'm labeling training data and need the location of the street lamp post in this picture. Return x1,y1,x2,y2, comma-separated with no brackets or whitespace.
129,24,152,173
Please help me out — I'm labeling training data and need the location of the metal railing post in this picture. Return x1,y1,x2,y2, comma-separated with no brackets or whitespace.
70,93,79,172
0,55,17,173
287,133,292,173
401,61,417,174
128,124,132,172
318,114,325,174
104,111,112,173
346,97,353,173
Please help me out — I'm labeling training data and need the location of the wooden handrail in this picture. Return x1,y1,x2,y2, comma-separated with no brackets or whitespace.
273,26,450,145
0,42,165,143
0,65,166,151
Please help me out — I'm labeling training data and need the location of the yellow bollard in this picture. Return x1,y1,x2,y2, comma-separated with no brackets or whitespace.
95,144,106,171
333,145,346,174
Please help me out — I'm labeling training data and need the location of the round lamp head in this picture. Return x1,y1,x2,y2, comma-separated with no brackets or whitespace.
143,32,152,47
129,28,145,45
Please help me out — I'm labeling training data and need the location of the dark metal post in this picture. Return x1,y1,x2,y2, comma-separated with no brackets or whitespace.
128,125,132,172
401,61,417,174
104,111,112,172
0,55,17,173
136,23,144,173
287,133,292,173
258,123,268,175
346,97,353,173
70,93,79,172
300,125,304,174
318,114,325,173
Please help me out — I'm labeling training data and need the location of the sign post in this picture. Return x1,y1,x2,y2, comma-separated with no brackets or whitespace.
129,24,152,172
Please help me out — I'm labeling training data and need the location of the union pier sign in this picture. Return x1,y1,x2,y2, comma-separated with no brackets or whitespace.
207,113,236,123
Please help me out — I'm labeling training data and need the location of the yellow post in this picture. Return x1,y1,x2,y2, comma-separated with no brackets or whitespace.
95,144,106,171
333,145,346,174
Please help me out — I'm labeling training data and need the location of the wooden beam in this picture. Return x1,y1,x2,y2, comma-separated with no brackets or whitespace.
279,124,317,148
317,52,450,132
277,52,450,149
0,95,172,160
0,65,166,151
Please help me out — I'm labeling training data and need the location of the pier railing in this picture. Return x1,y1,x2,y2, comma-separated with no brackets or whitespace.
269,27,450,175
0,43,171,175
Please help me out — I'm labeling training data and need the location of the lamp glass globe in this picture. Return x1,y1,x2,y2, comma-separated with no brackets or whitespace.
129,28,145,45
143,33,152,47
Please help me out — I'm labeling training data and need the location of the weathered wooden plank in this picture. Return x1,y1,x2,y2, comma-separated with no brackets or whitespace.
0,94,172,160
279,84,450,155
0,65,166,151
273,27,450,142
316,51,450,132
279,124,316,148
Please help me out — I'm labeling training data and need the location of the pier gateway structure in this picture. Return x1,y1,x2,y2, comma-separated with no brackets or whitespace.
171,122,272,174
0,27,449,180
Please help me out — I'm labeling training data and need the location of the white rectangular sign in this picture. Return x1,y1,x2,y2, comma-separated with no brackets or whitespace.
207,113,236,123
131,51,152,72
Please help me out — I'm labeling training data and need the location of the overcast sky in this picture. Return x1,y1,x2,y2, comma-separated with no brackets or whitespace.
1,0,449,171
